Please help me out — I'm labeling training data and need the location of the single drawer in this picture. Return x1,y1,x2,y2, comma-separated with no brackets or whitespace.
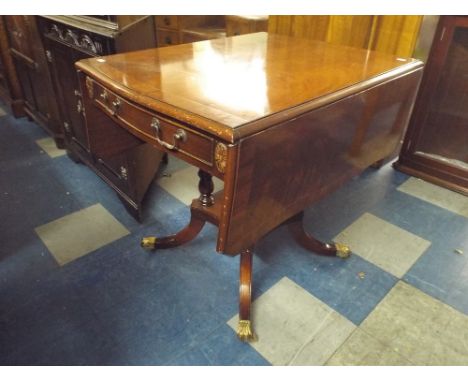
90,80,215,169
94,155,130,194
156,29,180,47
155,16,179,29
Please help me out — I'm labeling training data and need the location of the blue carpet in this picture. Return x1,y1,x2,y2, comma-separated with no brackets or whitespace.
0,103,467,365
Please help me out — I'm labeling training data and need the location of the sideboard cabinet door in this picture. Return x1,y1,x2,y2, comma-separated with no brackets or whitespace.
3,16,63,146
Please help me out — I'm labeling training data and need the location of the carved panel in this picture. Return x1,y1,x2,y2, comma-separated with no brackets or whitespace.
45,23,103,56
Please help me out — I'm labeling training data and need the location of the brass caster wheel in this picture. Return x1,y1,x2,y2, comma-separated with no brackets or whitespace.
141,236,157,250
237,320,257,342
335,243,351,259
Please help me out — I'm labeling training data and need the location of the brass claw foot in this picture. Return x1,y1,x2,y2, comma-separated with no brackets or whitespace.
141,236,157,249
335,243,351,258
237,320,257,342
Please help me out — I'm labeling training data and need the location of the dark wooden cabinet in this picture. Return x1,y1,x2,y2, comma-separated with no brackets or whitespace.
395,16,468,194
37,16,164,220
37,16,157,157
2,16,62,144
42,37,91,155
0,17,24,117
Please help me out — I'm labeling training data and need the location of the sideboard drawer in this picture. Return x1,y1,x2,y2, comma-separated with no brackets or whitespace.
155,16,179,29
89,79,215,169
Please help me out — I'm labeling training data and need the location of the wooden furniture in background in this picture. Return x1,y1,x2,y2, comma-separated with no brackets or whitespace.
2,16,62,145
76,32,423,341
37,15,164,219
268,15,423,57
154,16,226,47
154,16,269,46
225,15,268,37
0,17,24,117
394,16,468,195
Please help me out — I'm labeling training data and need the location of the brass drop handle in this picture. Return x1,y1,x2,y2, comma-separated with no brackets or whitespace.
111,98,121,116
151,117,187,150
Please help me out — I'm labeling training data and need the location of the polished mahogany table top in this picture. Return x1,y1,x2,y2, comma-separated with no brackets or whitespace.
77,32,422,143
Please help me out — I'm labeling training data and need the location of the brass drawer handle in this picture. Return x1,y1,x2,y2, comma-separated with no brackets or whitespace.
97,158,125,180
151,117,187,150
111,98,121,116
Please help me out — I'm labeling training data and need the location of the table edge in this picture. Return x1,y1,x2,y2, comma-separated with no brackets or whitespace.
75,59,424,144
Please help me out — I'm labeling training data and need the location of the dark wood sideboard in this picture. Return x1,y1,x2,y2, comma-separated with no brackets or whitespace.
37,16,165,220
0,17,24,117
2,16,62,145
394,16,468,194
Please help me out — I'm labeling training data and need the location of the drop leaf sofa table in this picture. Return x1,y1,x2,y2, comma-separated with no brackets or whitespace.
76,32,423,341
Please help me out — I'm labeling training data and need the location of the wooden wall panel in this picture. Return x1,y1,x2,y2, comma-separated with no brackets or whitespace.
326,15,375,48
268,16,423,57
268,15,329,40
267,15,292,36
291,15,330,40
370,16,423,57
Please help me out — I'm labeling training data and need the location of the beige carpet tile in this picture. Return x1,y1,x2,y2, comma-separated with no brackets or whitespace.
35,203,129,266
334,212,431,278
360,281,468,365
36,137,66,158
398,177,468,218
227,277,355,365
326,328,413,365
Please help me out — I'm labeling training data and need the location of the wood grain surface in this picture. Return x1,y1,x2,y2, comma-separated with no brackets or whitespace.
76,32,422,143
